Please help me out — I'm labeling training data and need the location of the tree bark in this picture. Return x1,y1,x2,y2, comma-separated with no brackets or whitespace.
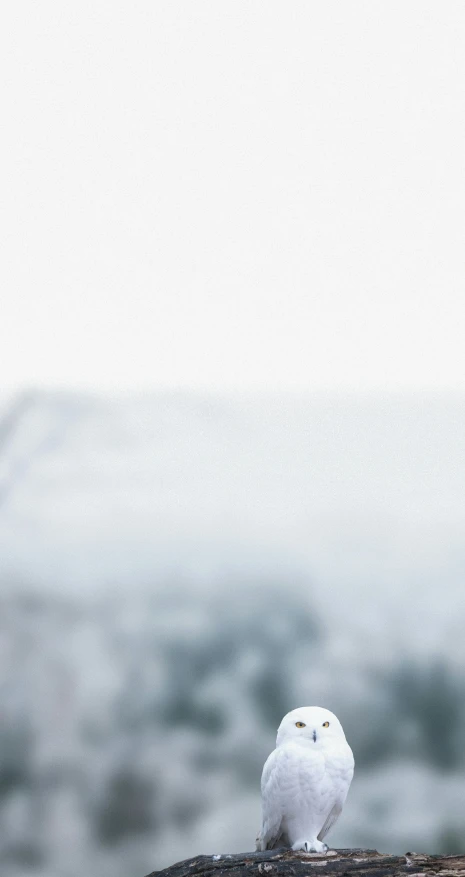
146,848,465,877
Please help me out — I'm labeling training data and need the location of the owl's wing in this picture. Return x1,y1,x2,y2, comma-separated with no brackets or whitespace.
318,754,354,841
256,749,286,851
317,801,343,840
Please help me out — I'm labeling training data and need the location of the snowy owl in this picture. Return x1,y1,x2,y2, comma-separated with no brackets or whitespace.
256,706,354,854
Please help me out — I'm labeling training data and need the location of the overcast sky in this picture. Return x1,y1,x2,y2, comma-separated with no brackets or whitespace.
2,1,465,394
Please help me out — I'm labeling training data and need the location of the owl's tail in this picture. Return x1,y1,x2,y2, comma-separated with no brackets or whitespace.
256,829,289,851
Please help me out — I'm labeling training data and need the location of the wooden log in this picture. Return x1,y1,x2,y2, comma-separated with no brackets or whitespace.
146,848,465,877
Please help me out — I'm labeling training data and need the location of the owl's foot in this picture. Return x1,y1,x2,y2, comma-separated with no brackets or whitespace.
292,840,328,854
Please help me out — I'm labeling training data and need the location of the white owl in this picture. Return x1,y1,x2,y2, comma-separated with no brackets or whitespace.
256,706,354,854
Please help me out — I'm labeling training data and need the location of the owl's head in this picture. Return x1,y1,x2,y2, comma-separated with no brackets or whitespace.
276,706,347,748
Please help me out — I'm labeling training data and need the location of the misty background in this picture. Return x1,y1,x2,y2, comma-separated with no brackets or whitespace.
2,2,465,877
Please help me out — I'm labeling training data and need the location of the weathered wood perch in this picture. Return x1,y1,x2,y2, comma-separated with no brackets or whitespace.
146,848,465,877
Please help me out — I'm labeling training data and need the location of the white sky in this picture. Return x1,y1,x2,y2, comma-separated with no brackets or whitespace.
1,1,465,393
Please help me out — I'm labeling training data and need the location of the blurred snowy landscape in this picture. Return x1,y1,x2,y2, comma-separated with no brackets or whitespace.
1,390,465,877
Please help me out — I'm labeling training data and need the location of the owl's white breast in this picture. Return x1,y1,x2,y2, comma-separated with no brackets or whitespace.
266,739,353,819
282,741,349,795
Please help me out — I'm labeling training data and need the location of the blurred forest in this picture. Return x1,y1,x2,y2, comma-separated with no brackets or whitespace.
1,391,465,877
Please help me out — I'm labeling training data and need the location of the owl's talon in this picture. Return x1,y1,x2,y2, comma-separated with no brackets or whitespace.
292,839,328,854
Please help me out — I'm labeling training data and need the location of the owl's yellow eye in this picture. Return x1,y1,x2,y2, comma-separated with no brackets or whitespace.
322,721,330,728
295,721,306,728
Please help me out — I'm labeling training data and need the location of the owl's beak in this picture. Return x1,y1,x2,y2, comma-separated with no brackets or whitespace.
312,730,317,742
